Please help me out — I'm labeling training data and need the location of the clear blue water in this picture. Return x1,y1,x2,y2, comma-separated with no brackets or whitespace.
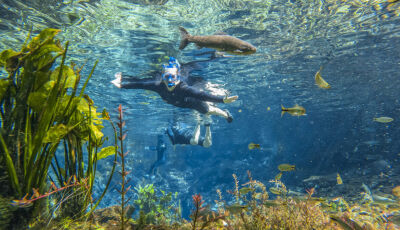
1,0,400,219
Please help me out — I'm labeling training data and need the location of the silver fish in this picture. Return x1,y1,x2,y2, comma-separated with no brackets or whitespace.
179,26,256,55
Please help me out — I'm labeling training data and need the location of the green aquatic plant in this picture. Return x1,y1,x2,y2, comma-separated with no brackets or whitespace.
217,171,334,229
134,183,181,227
0,28,117,227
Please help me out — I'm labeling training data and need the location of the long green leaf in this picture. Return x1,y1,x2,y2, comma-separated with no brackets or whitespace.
26,41,69,192
78,60,98,98
24,108,32,174
0,133,21,196
37,143,60,192
95,146,116,161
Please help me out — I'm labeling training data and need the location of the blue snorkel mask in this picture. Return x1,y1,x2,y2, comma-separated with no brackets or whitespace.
162,57,181,90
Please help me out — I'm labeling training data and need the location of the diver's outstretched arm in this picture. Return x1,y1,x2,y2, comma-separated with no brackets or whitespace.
206,105,233,123
181,85,238,104
111,72,159,91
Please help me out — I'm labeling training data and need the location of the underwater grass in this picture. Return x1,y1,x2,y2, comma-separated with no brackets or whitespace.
0,28,118,228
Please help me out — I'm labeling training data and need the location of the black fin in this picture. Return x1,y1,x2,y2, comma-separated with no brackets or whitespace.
179,26,191,50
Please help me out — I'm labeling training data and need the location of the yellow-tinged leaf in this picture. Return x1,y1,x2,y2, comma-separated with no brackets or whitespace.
0,49,20,67
95,146,116,161
37,44,63,55
43,124,71,143
102,109,110,120
90,123,104,141
28,92,49,111
28,28,61,49
50,66,77,89
38,28,61,41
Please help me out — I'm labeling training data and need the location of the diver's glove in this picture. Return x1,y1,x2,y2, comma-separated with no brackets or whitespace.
111,72,122,88
223,95,238,103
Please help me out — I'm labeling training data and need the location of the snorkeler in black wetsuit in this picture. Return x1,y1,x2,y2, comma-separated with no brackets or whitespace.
148,121,211,174
166,121,211,147
111,57,238,122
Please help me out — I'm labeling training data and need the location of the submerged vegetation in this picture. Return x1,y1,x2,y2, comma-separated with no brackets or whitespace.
0,28,117,228
1,27,400,229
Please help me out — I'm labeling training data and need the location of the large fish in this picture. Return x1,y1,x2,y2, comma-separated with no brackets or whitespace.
179,26,256,55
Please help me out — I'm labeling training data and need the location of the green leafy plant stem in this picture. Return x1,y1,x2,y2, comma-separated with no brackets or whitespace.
25,41,69,194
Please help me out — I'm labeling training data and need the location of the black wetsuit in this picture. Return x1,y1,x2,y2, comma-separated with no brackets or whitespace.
120,73,225,114
148,123,205,174
166,122,205,146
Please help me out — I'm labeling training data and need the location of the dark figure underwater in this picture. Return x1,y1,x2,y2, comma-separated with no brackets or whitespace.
111,57,238,122
148,121,211,175
148,135,167,175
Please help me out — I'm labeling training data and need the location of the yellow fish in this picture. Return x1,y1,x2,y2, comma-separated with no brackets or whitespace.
336,173,343,185
248,143,260,150
373,117,393,123
239,187,254,195
392,186,400,198
314,66,331,89
269,187,286,195
278,164,295,172
225,203,248,214
275,172,283,181
281,104,306,117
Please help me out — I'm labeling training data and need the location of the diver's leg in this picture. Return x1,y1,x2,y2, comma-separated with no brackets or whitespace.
111,72,122,88
202,114,213,126
190,122,201,145
202,124,212,148
206,105,233,123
